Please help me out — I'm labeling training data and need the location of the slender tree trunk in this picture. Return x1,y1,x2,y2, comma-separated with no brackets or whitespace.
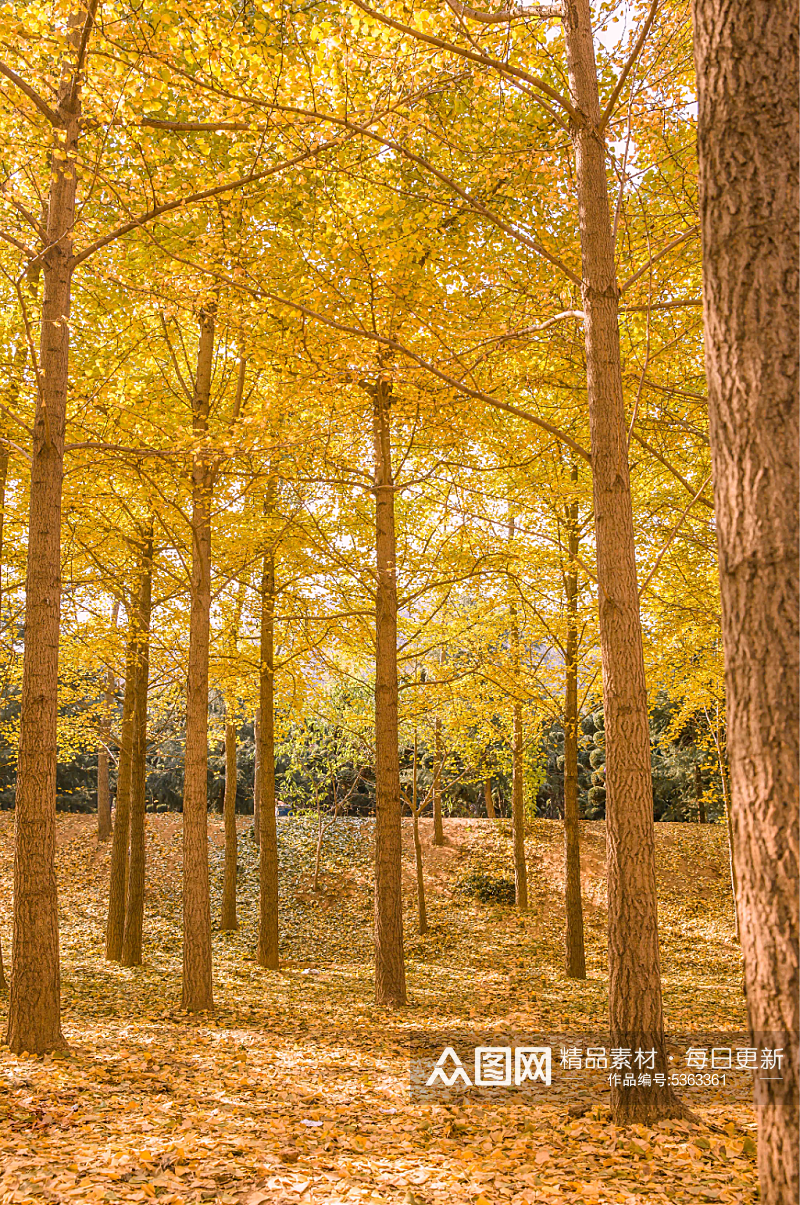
121,526,154,967
253,708,261,845
563,0,682,1122
507,520,528,911
411,732,428,935
6,9,93,1053
0,440,7,993
105,606,139,961
181,306,216,1013
256,543,279,969
220,716,239,931
97,600,120,842
432,718,444,846
692,4,799,1195
708,707,739,939
483,778,496,820
563,478,586,977
372,381,407,1006
694,762,706,825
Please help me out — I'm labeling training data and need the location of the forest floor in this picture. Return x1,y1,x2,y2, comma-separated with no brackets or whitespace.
0,813,757,1205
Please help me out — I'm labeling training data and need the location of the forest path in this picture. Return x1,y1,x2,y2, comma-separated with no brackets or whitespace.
0,814,755,1205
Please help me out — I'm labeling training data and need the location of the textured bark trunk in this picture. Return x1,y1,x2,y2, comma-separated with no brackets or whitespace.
432,718,444,846
121,527,153,967
105,607,138,961
563,0,681,1122
483,778,496,820
563,487,586,978
256,545,279,969
694,762,706,825
220,717,239,931
97,600,120,842
692,3,799,1195
372,382,407,1006
5,13,92,1052
253,708,261,845
181,307,215,1013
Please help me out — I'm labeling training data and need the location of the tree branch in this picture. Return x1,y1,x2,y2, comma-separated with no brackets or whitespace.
0,60,58,125
620,225,699,294
638,473,712,597
448,0,562,23
598,0,659,133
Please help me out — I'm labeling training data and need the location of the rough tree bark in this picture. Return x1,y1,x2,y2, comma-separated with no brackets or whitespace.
105,603,139,962
563,479,586,978
432,718,444,846
121,525,154,967
256,543,279,969
692,2,799,1196
563,0,684,1122
372,379,407,1006
181,306,216,1013
97,600,120,842
6,4,97,1056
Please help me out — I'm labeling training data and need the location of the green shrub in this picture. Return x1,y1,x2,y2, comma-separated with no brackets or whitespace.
454,870,516,906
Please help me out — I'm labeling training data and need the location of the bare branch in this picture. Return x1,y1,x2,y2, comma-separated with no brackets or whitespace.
638,473,713,597
448,0,562,24
620,225,699,294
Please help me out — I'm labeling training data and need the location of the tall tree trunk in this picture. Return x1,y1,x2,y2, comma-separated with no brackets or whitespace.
563,474,586,978
253,708,261,845
483,778,496,820
508,518,528,911
563,0,682,1122
432,718,444,846
105,605,139,961
372,381,407,1006
97,600,120,842
0,439,7,992
221,716,239,931
6,7,93,1054
692,3,799,1196
411,731,427,934
181,306,215,1013
121,526,154,967
256,544,279,969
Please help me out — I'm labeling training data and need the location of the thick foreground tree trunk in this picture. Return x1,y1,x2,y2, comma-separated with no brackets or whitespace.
563,484,586,978
692,3,799,1196
256,546,279,969
106,610,138,961
97,600,120,842
563,0,683,1123
372,382,407,1006
5,15,92,1052
182,307,215,1013
121,527,154,967
220,715,239,931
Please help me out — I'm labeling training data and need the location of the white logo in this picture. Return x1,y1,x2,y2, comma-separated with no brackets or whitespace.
426,1047,472,1087
516,1047,552,1085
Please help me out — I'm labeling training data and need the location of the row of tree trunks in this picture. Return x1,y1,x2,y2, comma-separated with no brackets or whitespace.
562,473,586,979
562,0,683,1124
181,306,216,1013
121,526,154,967
693,1,799,1197
372,380,407,1006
